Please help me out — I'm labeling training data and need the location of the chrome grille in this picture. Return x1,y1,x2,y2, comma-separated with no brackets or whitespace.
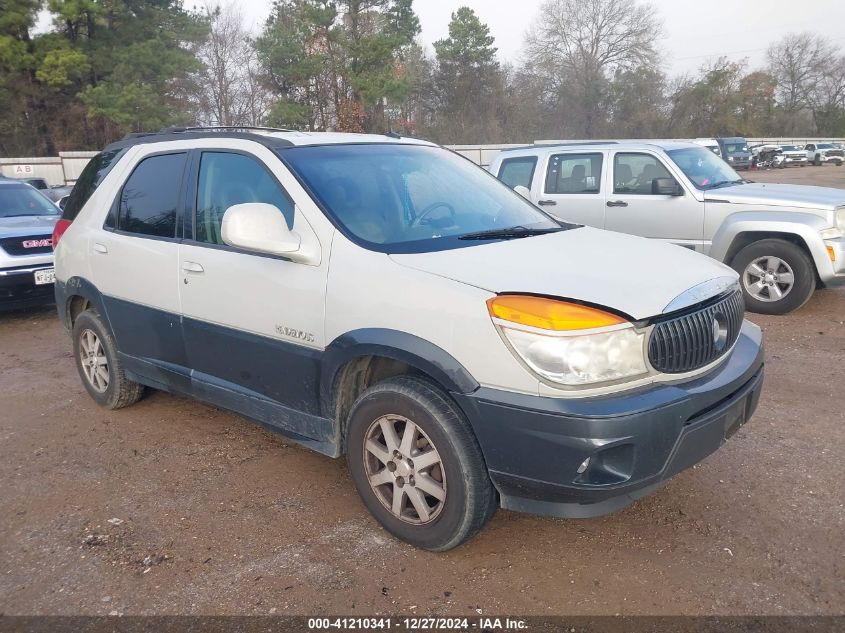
648,290,744,374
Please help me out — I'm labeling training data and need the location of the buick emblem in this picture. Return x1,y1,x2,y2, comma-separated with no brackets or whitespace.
712,313,728,351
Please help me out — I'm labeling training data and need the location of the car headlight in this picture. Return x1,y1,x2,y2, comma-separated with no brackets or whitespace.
487,295,648,387
727,156,734,161
835,207,845,232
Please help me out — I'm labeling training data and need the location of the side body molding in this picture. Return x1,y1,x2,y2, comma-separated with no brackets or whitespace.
320,328,480,418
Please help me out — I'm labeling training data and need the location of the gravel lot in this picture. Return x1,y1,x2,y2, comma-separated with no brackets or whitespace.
1,166,843,617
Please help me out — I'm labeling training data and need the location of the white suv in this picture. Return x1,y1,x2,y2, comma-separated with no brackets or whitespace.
54,128,764,550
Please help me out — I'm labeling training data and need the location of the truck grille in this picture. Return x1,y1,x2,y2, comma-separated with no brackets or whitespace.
826,149,843,157
648,290,744,374
0,235,53,256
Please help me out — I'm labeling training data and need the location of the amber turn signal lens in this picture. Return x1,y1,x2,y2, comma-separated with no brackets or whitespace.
487,295,626,331
827,245,836,262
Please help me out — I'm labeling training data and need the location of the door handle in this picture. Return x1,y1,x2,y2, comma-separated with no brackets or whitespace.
93,242,108,254
537,199,557,206
606,200,629,207
182,261,204,273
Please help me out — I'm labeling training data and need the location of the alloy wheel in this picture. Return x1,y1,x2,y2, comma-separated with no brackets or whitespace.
743,256,795,302
363,414,446,525
79,329,109,393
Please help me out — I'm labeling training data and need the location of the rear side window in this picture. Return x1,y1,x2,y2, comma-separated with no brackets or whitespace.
61,149,126,222
117,153,186,239
497,157,537,190
545,153,603,194
195,152,294,244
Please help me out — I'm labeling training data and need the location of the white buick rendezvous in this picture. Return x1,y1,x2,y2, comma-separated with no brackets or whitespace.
53,128,764,551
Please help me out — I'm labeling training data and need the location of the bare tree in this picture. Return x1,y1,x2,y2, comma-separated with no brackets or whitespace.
524,0,663,137
766,32,837,127
193,2,272,126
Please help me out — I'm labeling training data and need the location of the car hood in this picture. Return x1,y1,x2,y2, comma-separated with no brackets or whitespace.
0,214,60,237
390,227,738,320
704,182,845,211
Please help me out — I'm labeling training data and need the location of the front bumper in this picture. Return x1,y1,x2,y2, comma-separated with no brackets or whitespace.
0,265,55,310
821,237,845,286
453,321,764,518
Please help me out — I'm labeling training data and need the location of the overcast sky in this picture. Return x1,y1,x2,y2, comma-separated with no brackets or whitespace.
225,0,845,76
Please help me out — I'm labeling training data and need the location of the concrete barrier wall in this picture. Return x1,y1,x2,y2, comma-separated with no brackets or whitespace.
2,138,843,182
0,151,98,186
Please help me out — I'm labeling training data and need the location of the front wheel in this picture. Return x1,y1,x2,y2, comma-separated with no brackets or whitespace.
731,239,816,315
345,376,497,551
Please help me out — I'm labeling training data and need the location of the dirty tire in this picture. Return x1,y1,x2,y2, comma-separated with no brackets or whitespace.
346,376,496,551
72,309,145,409
731,239,815,315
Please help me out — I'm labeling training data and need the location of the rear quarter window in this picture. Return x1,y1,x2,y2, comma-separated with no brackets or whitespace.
61,149,126,222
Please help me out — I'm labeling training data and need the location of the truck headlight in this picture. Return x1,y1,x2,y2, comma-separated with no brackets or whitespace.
727,156,735,161
488,295,648,387
836,208,845,232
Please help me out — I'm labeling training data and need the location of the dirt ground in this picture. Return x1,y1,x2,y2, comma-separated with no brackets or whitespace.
1,166,844,617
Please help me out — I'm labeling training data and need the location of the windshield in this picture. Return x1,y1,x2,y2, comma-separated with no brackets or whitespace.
780,145,799,151
281,144,563,253
668,147,743,190
817,144,834,149
0,185,59,218
722,142,748,154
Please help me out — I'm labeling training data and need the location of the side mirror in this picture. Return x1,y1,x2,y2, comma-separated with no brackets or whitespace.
513,185,531,200
222,203,300,256
58,196,68,210
652,178,683,196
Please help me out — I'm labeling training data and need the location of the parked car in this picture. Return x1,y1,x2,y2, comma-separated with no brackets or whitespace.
0,180,59,310
805,143,844,166
17,177,50,191
45,185,73,203
776,145,808,167
490,141,845,314
54,127,764,551
692,138,722,157
716,137,752,170
750,144,782,169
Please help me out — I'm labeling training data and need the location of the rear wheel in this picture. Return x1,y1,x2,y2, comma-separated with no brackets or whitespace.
72,310,144,409
731,239,815,315
345,376,496,551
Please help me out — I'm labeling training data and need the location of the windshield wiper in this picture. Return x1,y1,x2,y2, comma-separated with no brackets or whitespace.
458,225,564,241
705,179,745,190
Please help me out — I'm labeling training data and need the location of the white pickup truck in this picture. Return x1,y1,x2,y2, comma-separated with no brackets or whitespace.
489,141,845,314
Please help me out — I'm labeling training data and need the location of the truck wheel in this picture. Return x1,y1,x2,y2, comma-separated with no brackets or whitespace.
72,309,145,409
814,154,822,166
731,239,815,315
345,376,496,551
836,160,843,167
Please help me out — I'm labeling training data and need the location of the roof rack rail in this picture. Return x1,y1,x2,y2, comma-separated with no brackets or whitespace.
158,125,299,134
500,140,620,152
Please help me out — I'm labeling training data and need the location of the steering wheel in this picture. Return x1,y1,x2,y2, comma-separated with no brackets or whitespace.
411,201,456,227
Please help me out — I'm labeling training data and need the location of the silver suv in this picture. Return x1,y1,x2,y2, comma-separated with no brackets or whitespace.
0,179,59,309
490,141,845,314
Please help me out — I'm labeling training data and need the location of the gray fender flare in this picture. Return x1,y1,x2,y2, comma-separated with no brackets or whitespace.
709,211,831,274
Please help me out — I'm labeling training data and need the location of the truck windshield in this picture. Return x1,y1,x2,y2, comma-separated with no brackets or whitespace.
667,147,744,190
280,144,565,253
0,185,59,218
722,143,748,153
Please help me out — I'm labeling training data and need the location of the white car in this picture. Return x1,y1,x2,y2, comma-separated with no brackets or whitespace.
54,128,764,550
805,143,844,166
692,138,722,157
